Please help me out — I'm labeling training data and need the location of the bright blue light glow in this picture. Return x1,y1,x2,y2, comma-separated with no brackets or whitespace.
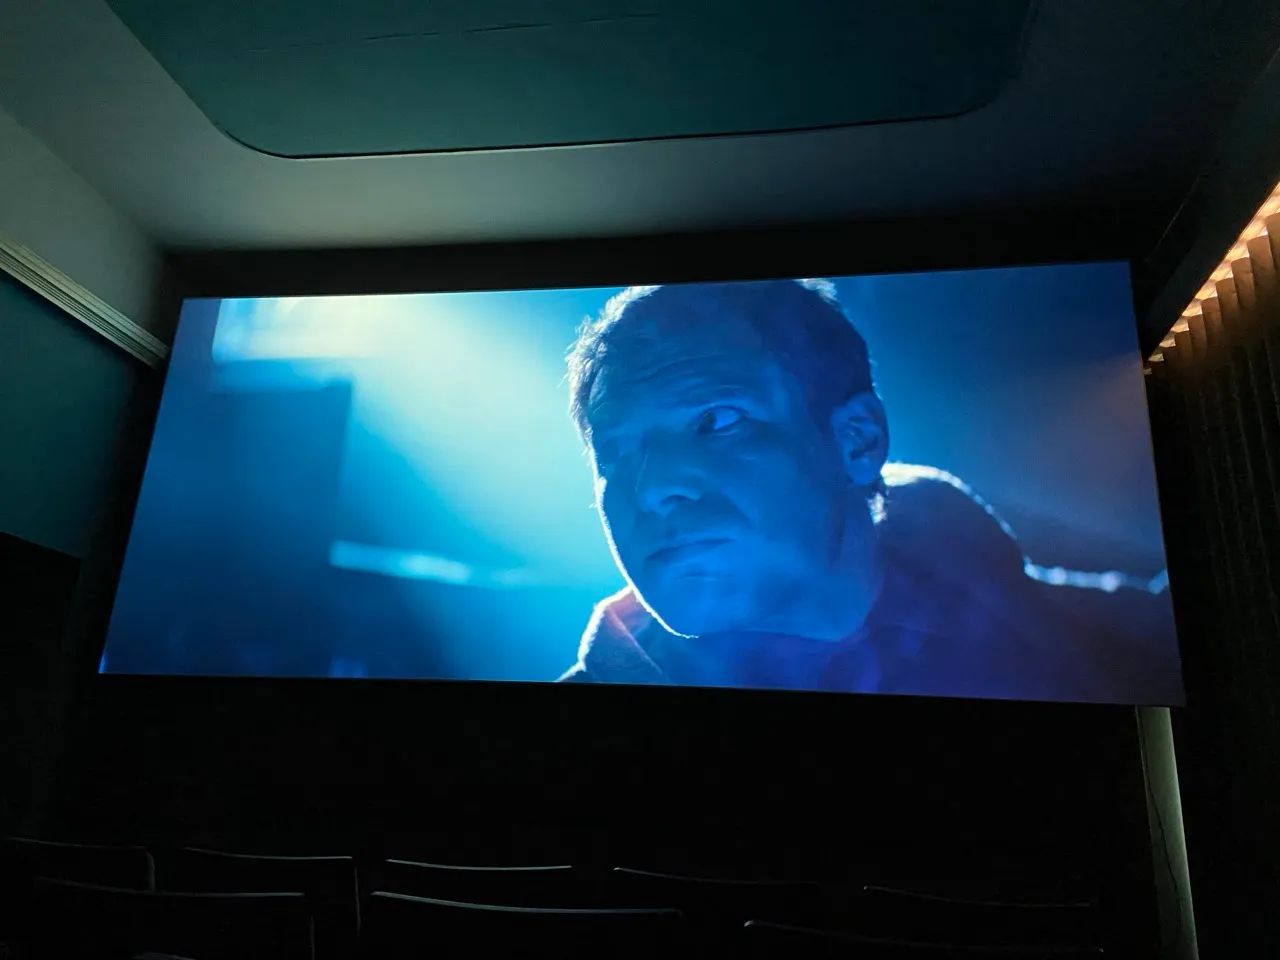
210,292,623,588
330,540,544,588
1023,563,1170,594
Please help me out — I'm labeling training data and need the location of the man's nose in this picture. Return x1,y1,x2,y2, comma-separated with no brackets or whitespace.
633,442,702,516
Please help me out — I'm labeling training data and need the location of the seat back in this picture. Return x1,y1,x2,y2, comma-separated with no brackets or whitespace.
23,878,315,960
608,866,827,925
157,848,356,899
361,890,683,959
153,848,358,960
375,858,590,907
4,836,155,888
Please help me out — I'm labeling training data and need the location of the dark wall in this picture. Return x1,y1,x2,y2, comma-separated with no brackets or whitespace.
0,273,142,557
0,269,158,838
51,676,1156,946
0,533,80,837
168,210,1141,303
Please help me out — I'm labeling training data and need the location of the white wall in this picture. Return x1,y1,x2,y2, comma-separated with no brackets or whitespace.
0,102,162,333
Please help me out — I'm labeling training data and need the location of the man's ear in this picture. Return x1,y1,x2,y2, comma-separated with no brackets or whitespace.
830,391,889,488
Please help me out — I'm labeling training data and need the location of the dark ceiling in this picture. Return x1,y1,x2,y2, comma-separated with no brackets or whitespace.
104,0,1032,157
0,0,1278,310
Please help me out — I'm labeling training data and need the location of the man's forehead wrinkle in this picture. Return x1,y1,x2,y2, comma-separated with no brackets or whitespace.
582,309,798,433
591,348,753,407
587,361,796,448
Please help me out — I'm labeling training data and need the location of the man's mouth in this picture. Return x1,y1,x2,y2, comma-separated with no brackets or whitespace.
646,538,732,564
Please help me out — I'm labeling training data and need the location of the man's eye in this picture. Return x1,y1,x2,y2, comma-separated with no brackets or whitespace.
697,406,747,434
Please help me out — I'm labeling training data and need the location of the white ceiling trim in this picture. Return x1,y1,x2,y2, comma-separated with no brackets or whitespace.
0,231,168,367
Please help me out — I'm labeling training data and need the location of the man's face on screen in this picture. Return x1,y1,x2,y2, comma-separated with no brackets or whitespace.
585,316,857,637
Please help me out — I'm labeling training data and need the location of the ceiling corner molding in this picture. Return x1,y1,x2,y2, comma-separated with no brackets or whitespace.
0,231,168,368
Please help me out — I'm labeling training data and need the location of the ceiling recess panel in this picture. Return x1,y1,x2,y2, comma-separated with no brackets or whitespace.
104,0,1033,158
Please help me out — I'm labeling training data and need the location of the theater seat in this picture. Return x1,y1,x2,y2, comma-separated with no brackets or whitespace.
375,858,591,907
1,837,157,952
3,837,155,889
360,890,683,959
153,848,358,959
19,877,315,960
607,866,828,925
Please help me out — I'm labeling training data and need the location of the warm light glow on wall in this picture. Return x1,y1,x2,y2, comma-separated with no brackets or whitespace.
1146,180,1280,368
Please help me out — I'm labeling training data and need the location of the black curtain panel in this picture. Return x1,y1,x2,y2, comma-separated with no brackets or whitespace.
1144,215,1280,955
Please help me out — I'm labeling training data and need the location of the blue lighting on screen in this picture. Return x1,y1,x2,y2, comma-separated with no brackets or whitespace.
1023,563,1169,594
330,540,544,588
98,265,1182,701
